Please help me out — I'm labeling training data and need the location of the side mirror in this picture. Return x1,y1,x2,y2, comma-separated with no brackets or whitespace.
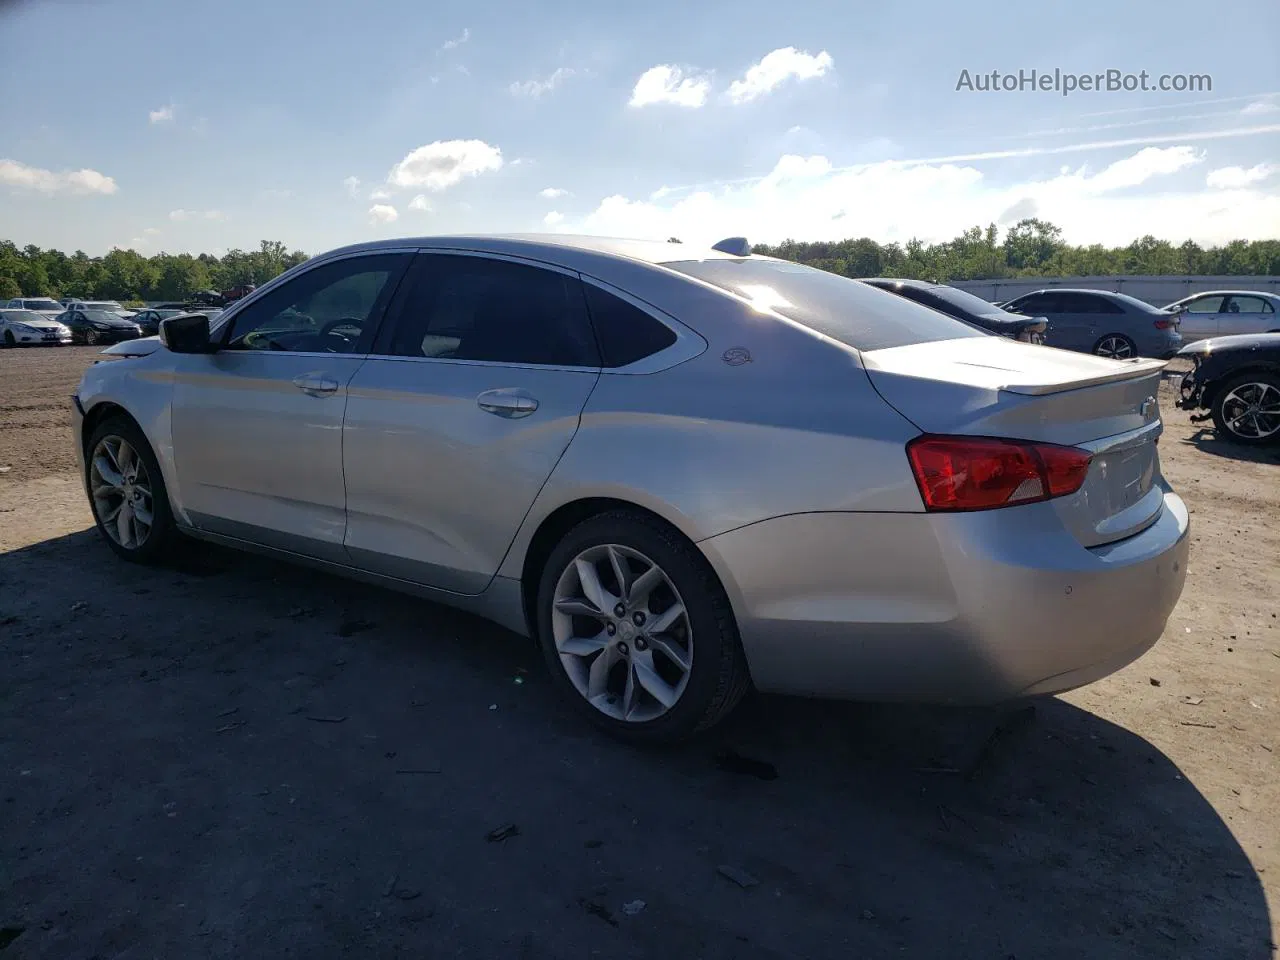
159,313,215,354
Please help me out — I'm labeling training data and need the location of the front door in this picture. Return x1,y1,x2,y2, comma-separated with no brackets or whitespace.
168,252,411,561
342,251,602,594
1177,294,1226,342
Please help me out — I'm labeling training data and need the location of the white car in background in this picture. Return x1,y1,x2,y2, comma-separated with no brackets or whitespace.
0,308,73,346
5,297,66,317
1164,291,1280,344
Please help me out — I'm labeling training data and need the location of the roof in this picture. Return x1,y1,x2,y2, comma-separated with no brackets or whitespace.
314,233,758,270
1173,289,1280,299
860,277,941,289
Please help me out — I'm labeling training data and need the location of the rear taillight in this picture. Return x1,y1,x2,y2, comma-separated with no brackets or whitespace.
1153,317,1177,329
906,435,1093,512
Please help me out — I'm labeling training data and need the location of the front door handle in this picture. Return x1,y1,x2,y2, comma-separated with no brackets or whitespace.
477,389,539,419
292,374,339,396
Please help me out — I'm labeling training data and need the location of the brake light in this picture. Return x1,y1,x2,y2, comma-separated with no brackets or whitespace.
1153,317,1177,329
906,435,1093,512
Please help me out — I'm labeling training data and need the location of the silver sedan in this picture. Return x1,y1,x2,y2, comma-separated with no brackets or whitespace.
71,235,1190,742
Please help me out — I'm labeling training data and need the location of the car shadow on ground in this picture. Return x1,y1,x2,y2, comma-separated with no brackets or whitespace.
1179,429,1280,465
0,530,1272,960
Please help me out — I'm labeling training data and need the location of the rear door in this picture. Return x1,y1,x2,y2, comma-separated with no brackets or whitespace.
1220,294,1277,336
341,251,602,594
1176,294,1226,342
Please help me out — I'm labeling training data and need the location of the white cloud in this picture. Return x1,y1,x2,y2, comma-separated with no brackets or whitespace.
1206,162,1277,189
556,145,1280,249
510,67,576,98
539,187,569,199
543,211,565,226
727,46,834,104
1240,100,1279,116
628,65,711,108
387,139,503,191
143,226,161,235
369,187,392,201
1076,145,1203,192
408,194,431,212
369,204,399,223
440,27,469,51
0,159,118,195
169,209,226,222
343,175,361,198
149,104,175,124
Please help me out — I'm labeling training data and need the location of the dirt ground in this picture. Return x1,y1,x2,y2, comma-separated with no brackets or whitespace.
1,345,1278,959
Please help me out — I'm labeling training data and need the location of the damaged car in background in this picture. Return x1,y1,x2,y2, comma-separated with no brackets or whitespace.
1176,333,1280,445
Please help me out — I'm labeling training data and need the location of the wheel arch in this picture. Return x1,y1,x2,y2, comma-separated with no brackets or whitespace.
1203,362,1280,410
80,401,139,456
515,496,737,641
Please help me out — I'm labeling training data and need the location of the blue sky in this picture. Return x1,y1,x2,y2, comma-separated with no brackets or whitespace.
1,0,1277,256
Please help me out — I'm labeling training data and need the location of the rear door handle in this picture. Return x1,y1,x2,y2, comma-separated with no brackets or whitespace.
477,389,539,419
292,374,339,396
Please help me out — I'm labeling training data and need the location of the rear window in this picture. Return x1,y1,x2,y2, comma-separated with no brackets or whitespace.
663,258,986,351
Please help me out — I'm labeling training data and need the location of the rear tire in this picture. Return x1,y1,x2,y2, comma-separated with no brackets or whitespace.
536,510,751,744
1210,372,1280,446
85,416,182,563
1093,334,1136,359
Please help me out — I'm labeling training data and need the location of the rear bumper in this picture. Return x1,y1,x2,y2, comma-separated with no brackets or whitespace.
698,489,1189,704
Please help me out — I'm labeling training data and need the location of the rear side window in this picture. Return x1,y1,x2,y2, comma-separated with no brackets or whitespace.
583,283,677,367
383,254,600,367
663,259,984,352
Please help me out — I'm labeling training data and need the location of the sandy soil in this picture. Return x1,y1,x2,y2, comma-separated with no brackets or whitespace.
1,345,1278,959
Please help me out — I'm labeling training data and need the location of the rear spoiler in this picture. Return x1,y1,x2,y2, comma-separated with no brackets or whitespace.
1000,357,1167,396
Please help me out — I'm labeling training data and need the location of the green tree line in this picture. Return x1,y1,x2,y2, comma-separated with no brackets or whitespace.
0,239,309,303
753,219,1280,280
2,220,1277,302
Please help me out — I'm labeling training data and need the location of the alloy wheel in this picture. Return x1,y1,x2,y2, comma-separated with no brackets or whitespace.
89,436,154,550
551,543,693,723
1095,336,1134,359
1220,381,1280,441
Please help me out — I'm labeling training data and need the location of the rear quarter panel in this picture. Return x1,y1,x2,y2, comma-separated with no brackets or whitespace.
496,290,926,580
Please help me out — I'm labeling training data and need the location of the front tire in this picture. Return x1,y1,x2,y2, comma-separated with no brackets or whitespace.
2,330,14,347
85,329,101,345
1094,334,1136,359
536,510,751,743
1210,372,1280,445
85,416,181,563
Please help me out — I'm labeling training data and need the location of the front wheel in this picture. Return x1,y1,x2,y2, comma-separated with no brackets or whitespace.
1094,334,1136,359
2,330,14,347
1210,372,1280,445
536,511,751,743
85,416,182,563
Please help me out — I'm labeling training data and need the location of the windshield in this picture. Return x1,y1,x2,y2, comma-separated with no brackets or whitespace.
1,310,49,324
663,258,986,352
81,310,125,321
23,299,62,310
914,284,1009,316
1106,291,1167,314
82,301,125,311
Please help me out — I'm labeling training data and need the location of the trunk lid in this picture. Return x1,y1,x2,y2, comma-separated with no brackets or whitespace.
861,337,1168,547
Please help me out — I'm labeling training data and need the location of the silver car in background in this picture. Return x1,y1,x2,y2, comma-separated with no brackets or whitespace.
1164,290,1280,345
71,235,1190,742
